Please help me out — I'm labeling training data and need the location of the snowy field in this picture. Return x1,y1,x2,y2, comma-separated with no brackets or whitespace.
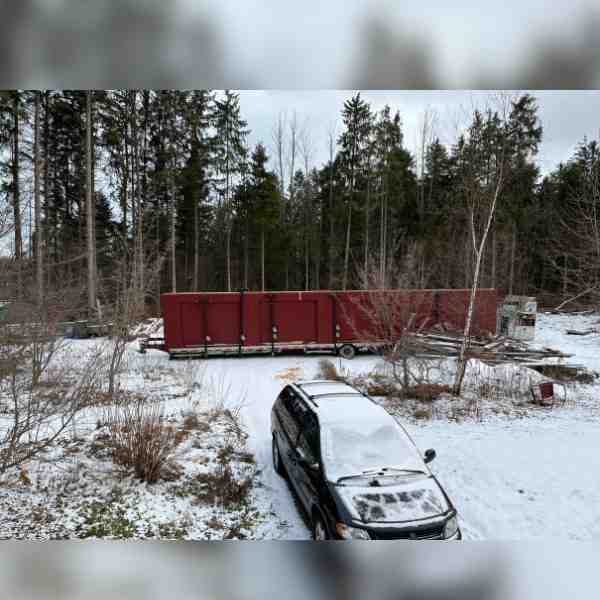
1,312,599,539
202,311,600,540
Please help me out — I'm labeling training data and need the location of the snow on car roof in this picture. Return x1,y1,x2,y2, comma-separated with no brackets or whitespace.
296,380,362,398
314,395,391,425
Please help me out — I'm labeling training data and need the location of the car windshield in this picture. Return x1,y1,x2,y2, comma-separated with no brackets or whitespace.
321,420,426,484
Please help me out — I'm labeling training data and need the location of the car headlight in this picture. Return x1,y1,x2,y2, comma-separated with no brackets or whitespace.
444,515,459,539
336,523,371,540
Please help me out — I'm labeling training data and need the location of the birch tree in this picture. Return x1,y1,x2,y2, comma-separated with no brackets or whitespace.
453,100,512,395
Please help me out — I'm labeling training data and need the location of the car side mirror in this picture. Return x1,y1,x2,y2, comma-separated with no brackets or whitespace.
424,448,436,464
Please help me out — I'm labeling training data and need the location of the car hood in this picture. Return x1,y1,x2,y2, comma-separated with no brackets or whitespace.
335,476,449,524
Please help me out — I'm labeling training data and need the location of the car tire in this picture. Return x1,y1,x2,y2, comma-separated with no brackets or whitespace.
272,435,285,476
312,513,329,541
338,344,356,360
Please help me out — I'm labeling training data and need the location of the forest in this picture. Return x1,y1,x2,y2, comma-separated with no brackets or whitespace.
0,90,598,318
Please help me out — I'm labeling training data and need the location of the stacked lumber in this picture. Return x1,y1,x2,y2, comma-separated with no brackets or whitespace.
406,332,572,365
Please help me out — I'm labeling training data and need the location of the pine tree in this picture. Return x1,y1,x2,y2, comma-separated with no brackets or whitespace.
338,93,373,289
213,91,249,291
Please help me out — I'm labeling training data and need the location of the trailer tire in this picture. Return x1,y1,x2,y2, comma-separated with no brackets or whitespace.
338,344,356,360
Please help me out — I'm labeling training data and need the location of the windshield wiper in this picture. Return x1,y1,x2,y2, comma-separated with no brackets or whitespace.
336,473,368,484
336,467,426,485
361,466,426,475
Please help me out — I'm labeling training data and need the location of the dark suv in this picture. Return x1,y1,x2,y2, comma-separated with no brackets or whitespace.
271,380,461,540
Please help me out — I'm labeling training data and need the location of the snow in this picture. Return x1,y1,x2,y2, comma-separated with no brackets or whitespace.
320,420,425,482
1,311,599,539
337,476,449,523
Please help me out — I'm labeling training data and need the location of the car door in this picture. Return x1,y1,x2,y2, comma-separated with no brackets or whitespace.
293,412,322,511
275,387,301,474
280,391,315,505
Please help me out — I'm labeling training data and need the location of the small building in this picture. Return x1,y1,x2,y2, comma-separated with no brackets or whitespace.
497,295,537,341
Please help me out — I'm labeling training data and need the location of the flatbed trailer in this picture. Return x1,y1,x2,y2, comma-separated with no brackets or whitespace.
141,288,498,360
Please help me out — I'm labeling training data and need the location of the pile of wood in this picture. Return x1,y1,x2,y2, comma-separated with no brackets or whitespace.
565,327,600,336
407,332,572,365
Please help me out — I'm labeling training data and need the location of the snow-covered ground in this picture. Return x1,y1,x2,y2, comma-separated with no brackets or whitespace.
1,312,599,539
216,311,600,540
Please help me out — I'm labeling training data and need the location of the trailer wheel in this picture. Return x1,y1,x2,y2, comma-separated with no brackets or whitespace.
338,344,356,360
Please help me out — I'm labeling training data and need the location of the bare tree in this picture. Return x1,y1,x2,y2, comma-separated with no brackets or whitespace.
272,111,287,199
34,91,43,307
0,310,105,474
342,255,432,390
86,90,97,316
553,150,600,310
11,93,22,299
453,98,511,396
106,246,164,400
288,111,298,202
299,118,314,290
327,123,337,289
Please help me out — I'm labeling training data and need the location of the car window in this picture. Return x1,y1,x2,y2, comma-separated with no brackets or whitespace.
278,387,301,442
297,413,319,464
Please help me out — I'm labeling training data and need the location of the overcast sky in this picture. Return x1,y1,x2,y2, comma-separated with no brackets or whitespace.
238,91,600,176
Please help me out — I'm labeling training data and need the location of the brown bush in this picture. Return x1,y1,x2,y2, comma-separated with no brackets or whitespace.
316,359,346,382
366,382,397,397
106,398,178,484
402,384,451,402
195,466,252,508
413,406,433,420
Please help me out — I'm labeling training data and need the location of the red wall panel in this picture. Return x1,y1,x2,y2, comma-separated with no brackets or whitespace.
161,289,498,352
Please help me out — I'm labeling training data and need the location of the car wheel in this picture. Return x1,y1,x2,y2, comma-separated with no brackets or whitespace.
338,344,356,360
313,514,329,541
272,435,285,476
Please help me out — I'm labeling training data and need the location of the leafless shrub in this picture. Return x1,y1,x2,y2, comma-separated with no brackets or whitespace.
181,360,205,396
105,247,164,399
105,397,178,484
204,375,247,424
0,339,105,475
342,257,432,391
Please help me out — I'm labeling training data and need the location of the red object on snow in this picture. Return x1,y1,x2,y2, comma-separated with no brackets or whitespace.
159,289,498,358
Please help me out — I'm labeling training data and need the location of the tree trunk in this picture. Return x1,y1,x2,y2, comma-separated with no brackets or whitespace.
508,221,517,296
342,201,352,291
328,137,335,290
244,220,249,290
86,90,97,317
194,200,199,291
34,92,43,307
261,226,265,291
171,170,177,293
453,177,502,396
12,93,22,298
315,194,322,289
491,228,496,289
364,180,370,286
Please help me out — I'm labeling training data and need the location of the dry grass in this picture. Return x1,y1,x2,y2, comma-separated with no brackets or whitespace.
401,384,452,402
275,367,304,382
